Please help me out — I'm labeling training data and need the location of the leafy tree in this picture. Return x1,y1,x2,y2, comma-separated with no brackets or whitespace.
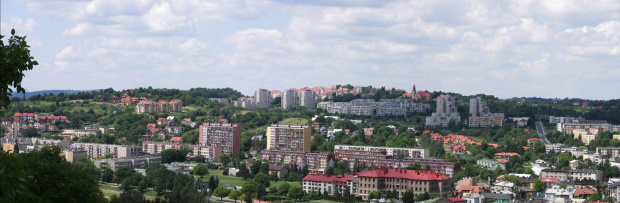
22,127,40,137
415,192,431,201
193,164,208,178
533,179,545,192
244,193,253,203
253,172,271,187
114,167,136,184
73,157,100,181
256,183,267,200
213,186,231,201
242,181,258,195
237,163,250,180
1,147,105,202
501,175,522,186
194,155,205,163
161,149,187,163
369,190,382,199
208,175,217,192
228,190,242,203
0,29,39,113
589,193,602,202
401,190,415,203
288,186,304,201
102,168,114,183
119,190,146,203
220,153,232,166
278,182,291,195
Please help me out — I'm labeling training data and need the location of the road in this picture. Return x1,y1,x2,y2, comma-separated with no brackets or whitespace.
535,121,550,144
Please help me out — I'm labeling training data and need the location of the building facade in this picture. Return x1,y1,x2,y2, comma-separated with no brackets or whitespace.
299,90,315,109
282,90,298,109
266,124,311,152
71,143,141,159
142,141,221,162
255,89,271,109
260,150,335,171
198,123,241,157
426,94,461,127
354,168,452,200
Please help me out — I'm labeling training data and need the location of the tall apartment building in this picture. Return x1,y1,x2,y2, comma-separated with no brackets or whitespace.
299,90,315,109
426,94,461,127
255,89,271,109
468,97,504,127
142,141,221,162
70,143,141,159
199,123,241,157
282,90,298,109
266,124,311,152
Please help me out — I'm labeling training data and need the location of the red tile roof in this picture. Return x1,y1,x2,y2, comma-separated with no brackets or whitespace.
574,186,597,196
457,185,483,194
170,137,182,142
355,168,450,181
447,197,468,202
495,152,521,157
528,138,542,142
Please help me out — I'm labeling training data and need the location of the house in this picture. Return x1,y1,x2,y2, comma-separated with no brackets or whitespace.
165,122,182,134
573,186,597,200
181,118,192,125
268,165,289,179
477,158,506,171
228,168,239,176
363,128,374,136
544,186,575,203
528,138,542,146
540,177,559,188
493,181,515,192
157,118,166,126
170,137,182,143
494,152,521,161
451,144,467,153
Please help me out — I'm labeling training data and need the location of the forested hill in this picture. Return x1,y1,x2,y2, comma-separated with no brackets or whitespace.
13,87,245,106
11,89,102,99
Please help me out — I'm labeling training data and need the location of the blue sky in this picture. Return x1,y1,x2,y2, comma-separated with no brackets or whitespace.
2,0,619,99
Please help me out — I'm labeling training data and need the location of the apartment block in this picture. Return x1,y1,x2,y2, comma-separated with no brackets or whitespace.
597,147,620,158
199,123,241,157
142,141,221,162
299,90,315,109
426,94,461,127
266,124,311,152
94,156,162,171
282,90,298,109
260,150,335,171
70,143,141,159
303,174,354,196
209,98,229,105
468,97,504,128
335,145,429,159
136,99,182,114
255,89,271,109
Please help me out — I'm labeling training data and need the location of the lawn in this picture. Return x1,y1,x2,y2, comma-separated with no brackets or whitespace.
198,170,300,188
279,118,308,125
99,185,122,191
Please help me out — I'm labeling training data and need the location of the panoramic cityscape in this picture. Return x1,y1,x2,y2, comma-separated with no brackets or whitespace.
1,1,620,203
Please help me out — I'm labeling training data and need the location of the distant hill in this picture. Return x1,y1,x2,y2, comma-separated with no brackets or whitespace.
11,89,103,98
510,97,596,102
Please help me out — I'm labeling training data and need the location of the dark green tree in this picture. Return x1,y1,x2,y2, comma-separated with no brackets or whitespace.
193,164,208,178
1,29,39,113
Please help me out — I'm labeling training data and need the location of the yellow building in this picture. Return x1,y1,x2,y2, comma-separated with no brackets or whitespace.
573,129,597,145
266,124,311,152
2,143,16,153
613,134,620,140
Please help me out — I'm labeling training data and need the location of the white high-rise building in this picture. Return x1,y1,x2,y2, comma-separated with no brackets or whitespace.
299,90,315,109
426,94,461,127
255,89,271,109
282,90,298,109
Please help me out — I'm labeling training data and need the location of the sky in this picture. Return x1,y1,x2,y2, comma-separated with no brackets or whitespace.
2,0,619,100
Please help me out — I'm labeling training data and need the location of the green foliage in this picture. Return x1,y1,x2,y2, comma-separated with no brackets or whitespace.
242,181,258,195
119,190,146,203
22,127,40,137
501,175,522,186
0,29,39,114
213,186,231,200
415,192,431,201
193,164,208,178
228,190,243,203
253,172,271,188
368,190,382,199
288,186,304,200
0,147,105,202
533,179,545,192
401,190,415,203
220,153,232,166
589,193,601,202
160,148,189,163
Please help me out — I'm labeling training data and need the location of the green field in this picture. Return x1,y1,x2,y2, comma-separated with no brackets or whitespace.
198,170,300,188
99,185,122,191
279,118,308,125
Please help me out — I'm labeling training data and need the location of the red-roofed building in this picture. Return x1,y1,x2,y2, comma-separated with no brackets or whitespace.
302,174,354,196
170,137,182,143
451,144,467,153
495,152,521,161
573,186,597,199
354,168,452,200
496,159,509,163
447,197,468,202
363,128,374,136
527,138,542,146
488,143,499,148
157,118,166,126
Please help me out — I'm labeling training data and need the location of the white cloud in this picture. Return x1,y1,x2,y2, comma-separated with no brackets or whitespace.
1,16,36,36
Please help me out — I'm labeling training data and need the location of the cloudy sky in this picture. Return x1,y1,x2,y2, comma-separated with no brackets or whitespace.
2,0,619,99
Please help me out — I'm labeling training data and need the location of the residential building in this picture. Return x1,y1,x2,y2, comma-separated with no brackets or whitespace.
71,143,141,159
596,147,620,158
63,149,87,163
572,128,598,145
477,158,506,171
541,169,569,180
136,99,182,114
255,89,271,109
569,169,603,182
199,123,241,157
334,145,429,159
302,174,354,196
317,99,429,117
266,124,311,152
94,156,162,171
353,168,452,200
299,90,315,109
468,97,504,128
544,186,575,203
260,150,335,171
209,98,229,105
282,89,298,109
142,141,221,162
268,165,289,179
426,94,461,127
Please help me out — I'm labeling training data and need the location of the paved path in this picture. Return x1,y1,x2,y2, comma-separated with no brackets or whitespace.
535,121,550,144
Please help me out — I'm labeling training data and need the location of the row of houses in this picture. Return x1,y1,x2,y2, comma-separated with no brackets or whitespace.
317,99,430,117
